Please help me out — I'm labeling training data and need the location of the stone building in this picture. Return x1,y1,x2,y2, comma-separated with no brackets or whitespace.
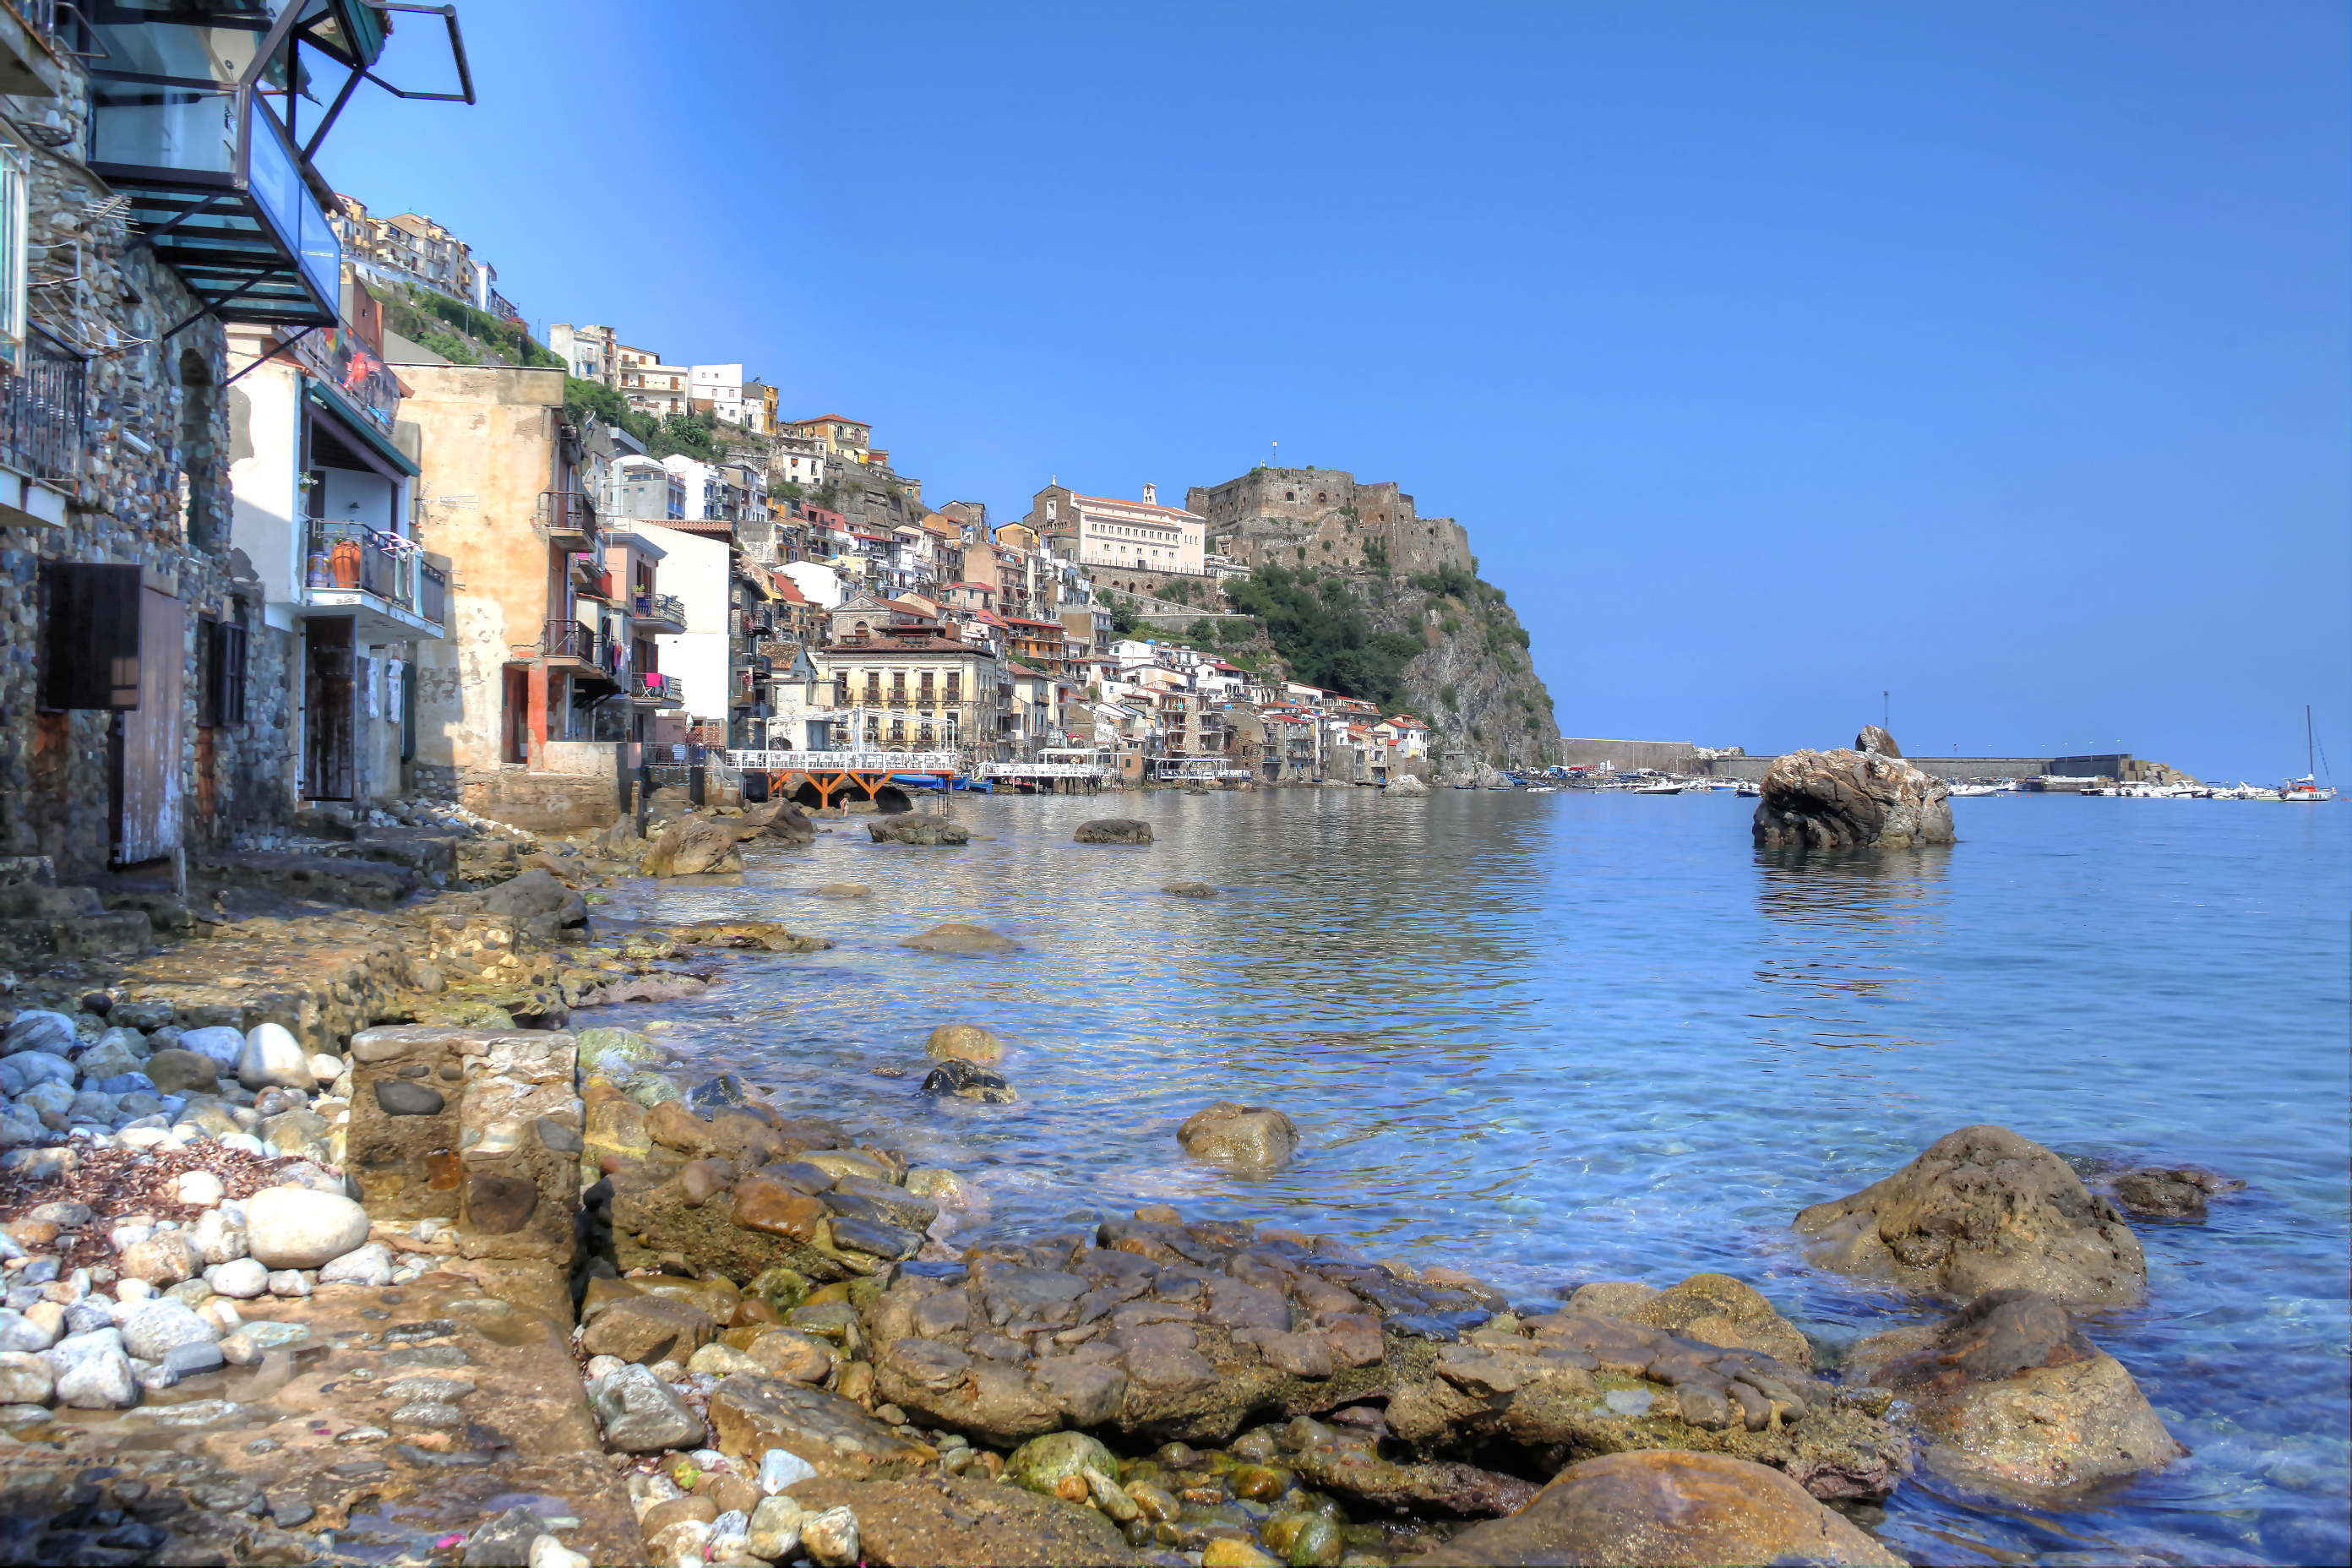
0,3,451,880
1184,466,1473,577
396,364,667,827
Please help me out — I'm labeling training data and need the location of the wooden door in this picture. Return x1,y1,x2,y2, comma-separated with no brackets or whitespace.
117,587,184,864
303,616,355,799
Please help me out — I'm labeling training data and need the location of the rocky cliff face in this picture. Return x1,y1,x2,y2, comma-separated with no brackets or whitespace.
1228,565,1560,775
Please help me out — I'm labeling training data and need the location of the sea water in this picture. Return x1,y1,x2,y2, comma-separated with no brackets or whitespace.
595,788,2351,1565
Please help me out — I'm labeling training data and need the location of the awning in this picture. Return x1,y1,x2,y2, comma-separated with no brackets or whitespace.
307,381,417,476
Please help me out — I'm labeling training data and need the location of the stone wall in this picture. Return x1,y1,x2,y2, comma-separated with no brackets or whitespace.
0,46,285,877
1184,467,1474,578
460,766,623,833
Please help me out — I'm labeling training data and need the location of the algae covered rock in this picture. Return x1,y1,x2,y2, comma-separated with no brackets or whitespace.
1423,1451,1905,1566
1178,1101,1298,1169
1846,1288,2184,1490
1794,1124,2146,1306
1005,1429,1122,1496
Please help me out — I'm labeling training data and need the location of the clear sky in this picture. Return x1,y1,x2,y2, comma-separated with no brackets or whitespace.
320,2,2349,781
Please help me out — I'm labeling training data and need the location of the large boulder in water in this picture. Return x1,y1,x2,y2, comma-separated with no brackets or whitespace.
1794,1125,2146,1306
736,799,817,846
870,815,972,846
1753,735,1952,850
1422,1451,1906,1567
1177,1101,1298,1168
643,819,743,878
1074,818,1152,844
1845,1288,2184,1490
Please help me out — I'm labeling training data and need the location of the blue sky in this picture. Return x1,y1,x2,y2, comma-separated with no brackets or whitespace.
322,2,2348,781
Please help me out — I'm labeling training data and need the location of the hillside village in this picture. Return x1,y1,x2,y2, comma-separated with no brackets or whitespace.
0,0,1557,874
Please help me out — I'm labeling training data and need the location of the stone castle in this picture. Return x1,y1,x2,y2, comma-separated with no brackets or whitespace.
1185,467,1474,578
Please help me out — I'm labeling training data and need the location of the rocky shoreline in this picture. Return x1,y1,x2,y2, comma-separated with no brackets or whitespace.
0,802,2226,1566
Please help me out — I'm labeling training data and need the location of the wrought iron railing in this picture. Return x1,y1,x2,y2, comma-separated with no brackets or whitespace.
633,591,685,626
542,619,596,661
419,561,448,627
304,522,443,630
0,324,86,484
536,488,598,541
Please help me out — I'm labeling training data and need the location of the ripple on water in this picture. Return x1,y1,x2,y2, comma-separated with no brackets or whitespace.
585,790,2349,1566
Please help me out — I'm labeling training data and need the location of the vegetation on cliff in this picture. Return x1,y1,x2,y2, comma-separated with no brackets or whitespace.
1214,560,1560,769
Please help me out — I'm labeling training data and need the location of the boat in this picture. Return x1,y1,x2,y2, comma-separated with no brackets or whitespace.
1735,783,1759,798
1632,781,1685,795
2278,706,2338,800
1947,782,2002,797
1524,785,1558,793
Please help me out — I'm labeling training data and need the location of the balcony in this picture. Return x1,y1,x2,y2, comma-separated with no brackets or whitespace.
291,318,400,437
537,489,599,549
304,524,445,639
629,672,683,708
542,619,597,664
634,591,686,632
571,554,613,599
0,324,85,489
90,76,345,327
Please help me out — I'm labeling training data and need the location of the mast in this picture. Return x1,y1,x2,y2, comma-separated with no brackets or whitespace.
2308,705,2315,777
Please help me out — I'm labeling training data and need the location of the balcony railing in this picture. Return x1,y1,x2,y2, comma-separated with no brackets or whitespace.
542,619,597,662
632,672,683,706
305,523,444,631
571,553,613,598
537,489,598,545
634,591,686,627
293,320,400,436
0,325,86,485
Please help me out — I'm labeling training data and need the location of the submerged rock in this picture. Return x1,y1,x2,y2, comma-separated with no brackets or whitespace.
901,923,1019,956
1178,1102,1299,1169
1074,819,1152,845
2105,1164,2245,1220
1753,737,1953,850
1423,1451,1905,1566
870,816,973,847
1162,880,1218,898
921,1059,1016,1103
1846,1288,2185,1490
665,920,832,953
1794,1124,2146,1306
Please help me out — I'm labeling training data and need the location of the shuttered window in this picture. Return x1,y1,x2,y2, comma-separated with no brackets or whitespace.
38,562,140,710
199,617,248,727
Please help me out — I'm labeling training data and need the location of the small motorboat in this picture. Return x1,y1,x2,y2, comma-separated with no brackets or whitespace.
1735,783,1759,798
1524,785,1558,793
1632,781,1684,795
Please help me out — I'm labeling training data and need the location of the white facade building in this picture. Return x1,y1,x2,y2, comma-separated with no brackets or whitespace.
640,523,732,731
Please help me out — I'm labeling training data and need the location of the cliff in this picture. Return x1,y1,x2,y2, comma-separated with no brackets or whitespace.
1178,467,1558,775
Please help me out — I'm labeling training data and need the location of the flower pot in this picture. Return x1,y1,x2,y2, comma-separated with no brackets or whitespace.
306,551,331,588
330,541,362,589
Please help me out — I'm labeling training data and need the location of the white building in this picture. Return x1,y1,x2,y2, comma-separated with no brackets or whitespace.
662,455,768,524
617,344,690,419
772,435,828,496
1028,482,1207,577
549,323,618,385
781,559,850,609
640,522,732,732
690,362,743,424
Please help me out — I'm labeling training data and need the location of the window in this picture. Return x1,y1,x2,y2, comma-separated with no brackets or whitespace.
39,562,139,710
198,615,247,727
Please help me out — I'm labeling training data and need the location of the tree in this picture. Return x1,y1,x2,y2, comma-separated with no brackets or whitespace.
1187,618,1217,645
1107,596,1143,638
1225,564,1424,709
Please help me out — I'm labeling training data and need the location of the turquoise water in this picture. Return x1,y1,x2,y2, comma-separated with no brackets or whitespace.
595,789,2351,1566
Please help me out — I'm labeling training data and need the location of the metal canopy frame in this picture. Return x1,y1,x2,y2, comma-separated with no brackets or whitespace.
80,1,473,330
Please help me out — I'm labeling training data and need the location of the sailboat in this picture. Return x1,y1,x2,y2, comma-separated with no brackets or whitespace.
2282,705,2337,802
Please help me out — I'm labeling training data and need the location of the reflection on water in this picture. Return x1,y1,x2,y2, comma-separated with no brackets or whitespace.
590,790,2349,1567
